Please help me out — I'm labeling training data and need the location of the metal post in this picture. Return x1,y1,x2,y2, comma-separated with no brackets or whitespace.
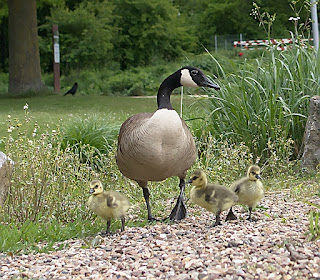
215,35,218,52
311,0,319,52
52,24,60,92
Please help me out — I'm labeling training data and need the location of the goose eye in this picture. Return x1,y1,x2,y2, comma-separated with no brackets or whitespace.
192,176,198,180
95,185,99,188
191,70,198,76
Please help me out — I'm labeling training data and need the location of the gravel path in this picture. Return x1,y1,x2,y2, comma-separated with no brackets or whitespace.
1,191,320,280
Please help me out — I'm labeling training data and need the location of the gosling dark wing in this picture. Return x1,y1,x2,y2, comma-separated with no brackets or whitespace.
106,195,118,208
204,185,218,204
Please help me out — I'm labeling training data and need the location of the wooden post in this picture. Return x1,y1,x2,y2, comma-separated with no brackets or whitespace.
52,24,60,93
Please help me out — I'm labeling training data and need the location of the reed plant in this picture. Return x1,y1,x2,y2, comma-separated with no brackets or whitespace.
189,44,319,162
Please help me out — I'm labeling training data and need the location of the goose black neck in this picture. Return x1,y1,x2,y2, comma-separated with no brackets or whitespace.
157,70,181,110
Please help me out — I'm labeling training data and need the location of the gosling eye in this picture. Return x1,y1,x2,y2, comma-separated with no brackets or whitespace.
192,176,198,180
95,184,99,188
191,70,198,76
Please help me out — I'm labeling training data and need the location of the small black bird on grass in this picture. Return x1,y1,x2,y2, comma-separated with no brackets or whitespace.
64,82,78,96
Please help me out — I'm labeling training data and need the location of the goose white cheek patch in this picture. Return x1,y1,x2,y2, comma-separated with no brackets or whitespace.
180,69,198,87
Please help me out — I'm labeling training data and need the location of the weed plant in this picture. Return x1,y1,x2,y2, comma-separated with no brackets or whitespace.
306,201,320,241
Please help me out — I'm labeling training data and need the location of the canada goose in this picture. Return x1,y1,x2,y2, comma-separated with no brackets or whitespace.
64,82,78,96
226,165,264,221
188,170,238,226
116,66,220,221
87,180,130,234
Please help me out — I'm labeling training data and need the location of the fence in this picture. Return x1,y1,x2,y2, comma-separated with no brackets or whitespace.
233,38,314,50
210,34,314,51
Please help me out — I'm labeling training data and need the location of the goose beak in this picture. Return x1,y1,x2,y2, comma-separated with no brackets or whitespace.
187,179,192,184
256,174,262,180
201,76,220,90
89,188,95,194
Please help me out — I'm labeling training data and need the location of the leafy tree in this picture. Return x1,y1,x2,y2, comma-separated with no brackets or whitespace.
39,0,116,73
112,0,196,69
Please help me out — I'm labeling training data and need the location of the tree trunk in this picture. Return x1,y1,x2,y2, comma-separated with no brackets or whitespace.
8,0,44,94
301,96,320,171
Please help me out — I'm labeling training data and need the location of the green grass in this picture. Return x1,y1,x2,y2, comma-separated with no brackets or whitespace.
1,50,319,255
0,94,200,146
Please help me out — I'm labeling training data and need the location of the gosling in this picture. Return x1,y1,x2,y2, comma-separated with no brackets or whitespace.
87,180,130,234
188,170,238,226
226,165,264,221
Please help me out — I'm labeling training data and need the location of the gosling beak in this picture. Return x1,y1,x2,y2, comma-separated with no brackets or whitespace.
89,188,95,194
187,179,192,184
201,76,220,91
256,174,262,180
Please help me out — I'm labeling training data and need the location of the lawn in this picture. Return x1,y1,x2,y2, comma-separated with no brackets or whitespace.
0,93,198,142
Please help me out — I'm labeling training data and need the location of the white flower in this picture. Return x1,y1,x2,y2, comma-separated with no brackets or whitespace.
289,16,300,21
24,103,29,110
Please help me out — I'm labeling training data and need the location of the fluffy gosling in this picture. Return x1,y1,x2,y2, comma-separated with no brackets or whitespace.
226,165,264,221
87,180,130,234
188,170,238,226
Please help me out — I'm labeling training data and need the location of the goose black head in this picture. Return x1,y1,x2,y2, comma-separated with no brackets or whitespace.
180,66,220,90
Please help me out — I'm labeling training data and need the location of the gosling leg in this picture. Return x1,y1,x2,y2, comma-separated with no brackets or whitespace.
225,207,237,221
120,215,125,232
247,206,253,221
213,212,222,227
105,220,111,235
168,178,187,221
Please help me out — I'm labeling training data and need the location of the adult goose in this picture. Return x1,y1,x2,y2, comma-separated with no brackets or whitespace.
116,66,220,221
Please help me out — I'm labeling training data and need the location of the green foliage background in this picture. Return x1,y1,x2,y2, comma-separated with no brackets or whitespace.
0,0,316,73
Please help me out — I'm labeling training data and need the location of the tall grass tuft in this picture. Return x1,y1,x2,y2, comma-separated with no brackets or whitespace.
60,114,120,170
191,45,319,161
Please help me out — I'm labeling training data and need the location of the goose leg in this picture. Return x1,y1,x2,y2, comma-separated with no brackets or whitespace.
225,207,237,221
168,178,187,221
120,215,125,232
142,187,156,221
136,180,156,221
